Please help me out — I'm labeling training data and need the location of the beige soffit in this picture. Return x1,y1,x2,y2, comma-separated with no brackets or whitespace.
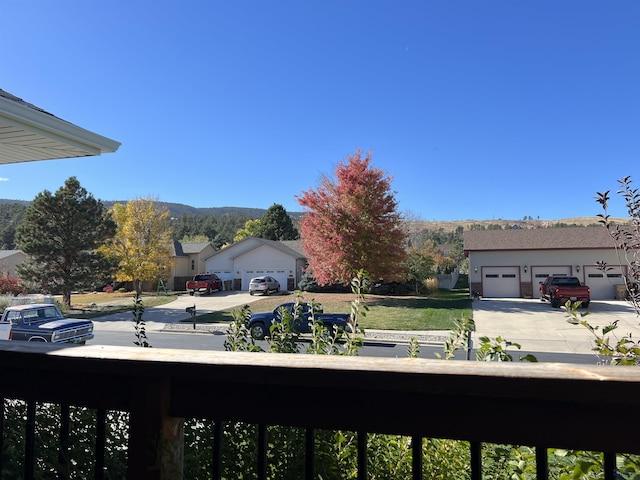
0,89,121,164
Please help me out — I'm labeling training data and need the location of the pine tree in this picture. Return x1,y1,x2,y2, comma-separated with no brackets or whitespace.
15,177,116,307
257,204,299,241
296,149,407,285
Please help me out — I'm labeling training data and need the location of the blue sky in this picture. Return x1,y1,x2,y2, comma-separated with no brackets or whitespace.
1,1,638,221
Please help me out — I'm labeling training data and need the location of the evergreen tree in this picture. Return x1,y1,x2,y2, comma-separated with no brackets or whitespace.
257,204,299,241
15,177,116,307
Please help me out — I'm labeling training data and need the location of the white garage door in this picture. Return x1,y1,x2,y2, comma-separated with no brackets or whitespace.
242,269,288,291
584,265,625,300
482,267,520,297
531,266,572,298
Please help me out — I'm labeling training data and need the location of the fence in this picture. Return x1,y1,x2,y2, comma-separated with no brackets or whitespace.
0,341,638,479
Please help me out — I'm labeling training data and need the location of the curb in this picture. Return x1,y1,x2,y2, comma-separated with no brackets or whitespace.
162,322,449,345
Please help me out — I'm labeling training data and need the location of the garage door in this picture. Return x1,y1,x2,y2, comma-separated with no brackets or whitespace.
531,266,572,298
242,270,288,291
584,265,625,300
482,267,520,297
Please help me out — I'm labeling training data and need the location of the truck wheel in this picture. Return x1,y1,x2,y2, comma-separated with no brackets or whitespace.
189,291,194,296
250,323,267,340
582,302,590,308
551,297,561,308
206,287,211,295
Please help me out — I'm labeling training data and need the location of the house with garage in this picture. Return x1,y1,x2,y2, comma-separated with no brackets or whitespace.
169,241,217,291
203,237,306,292
464,226,627,300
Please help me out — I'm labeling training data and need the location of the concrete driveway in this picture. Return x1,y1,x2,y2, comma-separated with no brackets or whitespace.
92,290,270,331
472,297,640,355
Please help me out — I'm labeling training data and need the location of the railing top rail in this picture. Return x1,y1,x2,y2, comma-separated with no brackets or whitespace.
0,342,637,453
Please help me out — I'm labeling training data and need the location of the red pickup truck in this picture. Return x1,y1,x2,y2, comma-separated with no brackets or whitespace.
540,276,590,308
185,273,223,296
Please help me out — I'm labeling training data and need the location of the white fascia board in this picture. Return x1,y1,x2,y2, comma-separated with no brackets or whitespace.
0,95,121,155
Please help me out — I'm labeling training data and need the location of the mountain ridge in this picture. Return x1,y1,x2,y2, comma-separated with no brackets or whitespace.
0,198,619,229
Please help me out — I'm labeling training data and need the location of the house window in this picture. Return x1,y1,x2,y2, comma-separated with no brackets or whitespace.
191,260,195,271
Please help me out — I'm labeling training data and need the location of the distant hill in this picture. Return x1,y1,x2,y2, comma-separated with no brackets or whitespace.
0,199,623,226
0,199,304,220
405,216,621,234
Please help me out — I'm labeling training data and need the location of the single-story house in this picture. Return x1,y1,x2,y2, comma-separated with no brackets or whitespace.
169,241,217,291
203,237,306,291
0,250,27,277
464,226,627,300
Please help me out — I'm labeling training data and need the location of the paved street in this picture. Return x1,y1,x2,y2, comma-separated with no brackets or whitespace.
91,291,640,356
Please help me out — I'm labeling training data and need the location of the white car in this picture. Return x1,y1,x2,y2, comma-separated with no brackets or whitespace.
249,276,280,296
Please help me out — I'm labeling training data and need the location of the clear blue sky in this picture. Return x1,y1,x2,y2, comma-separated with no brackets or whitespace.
1,1,638,221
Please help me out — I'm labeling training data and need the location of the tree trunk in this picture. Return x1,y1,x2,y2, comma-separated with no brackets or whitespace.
63,292,72,309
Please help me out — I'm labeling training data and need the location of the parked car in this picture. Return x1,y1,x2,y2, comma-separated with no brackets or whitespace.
1,304,94,343
186,273,223,296
249,276,280,296
247,301,352,340
540,276,591,308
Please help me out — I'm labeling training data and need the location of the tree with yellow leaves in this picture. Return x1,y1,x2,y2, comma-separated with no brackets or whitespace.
100,199,174,295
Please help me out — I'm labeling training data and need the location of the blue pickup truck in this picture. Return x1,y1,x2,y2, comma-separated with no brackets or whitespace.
247,301,352,340
0,303,94,344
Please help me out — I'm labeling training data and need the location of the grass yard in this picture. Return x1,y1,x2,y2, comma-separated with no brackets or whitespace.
189,288,472,331
54,291,179,319
47,281,472,331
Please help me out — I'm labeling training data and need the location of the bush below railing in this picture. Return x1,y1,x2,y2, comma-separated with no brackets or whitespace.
1,342,639,479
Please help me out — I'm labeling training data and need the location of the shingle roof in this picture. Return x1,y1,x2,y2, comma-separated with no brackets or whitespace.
0,250,23,260
463,227,615,252
180,242,212,254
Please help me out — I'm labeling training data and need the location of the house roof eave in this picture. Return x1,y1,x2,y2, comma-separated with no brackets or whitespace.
0,90,121,164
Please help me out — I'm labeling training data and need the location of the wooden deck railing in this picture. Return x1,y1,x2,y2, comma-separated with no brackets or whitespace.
0,341,639,479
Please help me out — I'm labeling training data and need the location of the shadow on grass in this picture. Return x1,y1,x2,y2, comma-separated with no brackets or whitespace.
180,310,237,324
368,289,472,310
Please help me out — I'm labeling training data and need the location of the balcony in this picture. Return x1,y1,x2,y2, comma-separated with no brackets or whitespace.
0,341,638,479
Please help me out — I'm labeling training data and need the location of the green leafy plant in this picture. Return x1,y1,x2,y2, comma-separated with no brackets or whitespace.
435,317,474,360
223,304,262,352
596,176,640,315
564,300,640,365
132,293,152,348
476,336,538,362
266,304,300,354
407,337,420,358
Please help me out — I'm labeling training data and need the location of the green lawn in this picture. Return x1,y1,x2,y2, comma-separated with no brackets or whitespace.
188,287,472,331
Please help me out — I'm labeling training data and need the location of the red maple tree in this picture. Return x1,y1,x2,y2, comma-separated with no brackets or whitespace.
296,149,408,286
